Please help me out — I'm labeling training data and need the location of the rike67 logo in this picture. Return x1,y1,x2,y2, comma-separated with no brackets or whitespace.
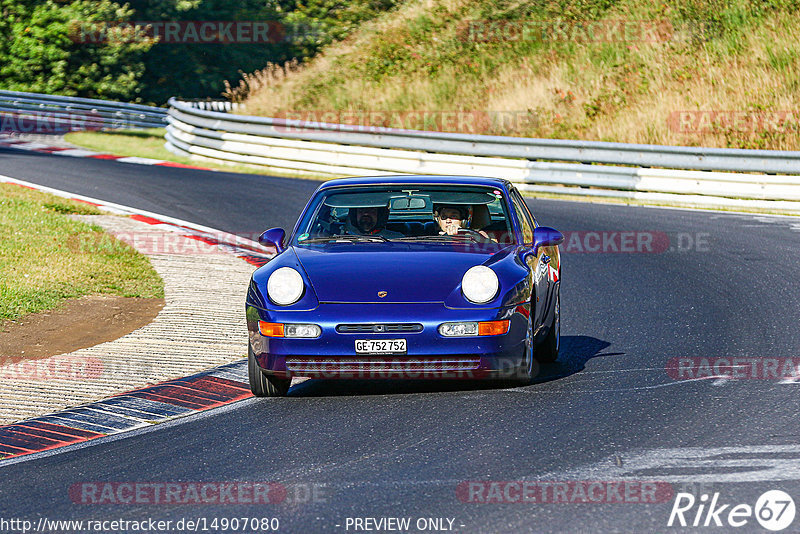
668,490,796,531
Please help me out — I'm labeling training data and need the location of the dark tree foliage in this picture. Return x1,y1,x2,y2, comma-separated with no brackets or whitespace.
126,0,283,104
129,0,400,104
0,0,400,104
0,0,154,100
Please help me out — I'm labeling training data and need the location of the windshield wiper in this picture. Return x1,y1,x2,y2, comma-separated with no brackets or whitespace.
394,235,451,242
395,234,480,242
302,234,388,243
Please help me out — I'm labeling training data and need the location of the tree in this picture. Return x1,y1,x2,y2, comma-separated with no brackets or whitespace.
0,0,155,101
127,0,285,104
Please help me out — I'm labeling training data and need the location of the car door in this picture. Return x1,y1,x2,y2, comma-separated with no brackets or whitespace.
519,189,561,330
509,189,548,332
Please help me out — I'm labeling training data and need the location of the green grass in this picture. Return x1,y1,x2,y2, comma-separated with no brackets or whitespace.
64,128,171,160
64,128,302,177
233,0,800,151
0,184,164,323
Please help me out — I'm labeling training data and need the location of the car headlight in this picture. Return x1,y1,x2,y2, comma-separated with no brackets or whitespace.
461,265,498,304
267,267,304,306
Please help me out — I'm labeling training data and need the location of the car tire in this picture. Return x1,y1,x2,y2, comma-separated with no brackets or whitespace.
503,302,538,387
248,345,291,397
534,285,560,363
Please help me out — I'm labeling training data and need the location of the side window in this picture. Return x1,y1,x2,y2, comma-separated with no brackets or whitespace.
510,190,534,243
517,191,538,227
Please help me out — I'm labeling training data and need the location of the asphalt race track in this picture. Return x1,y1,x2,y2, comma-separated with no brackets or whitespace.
2,145,800,533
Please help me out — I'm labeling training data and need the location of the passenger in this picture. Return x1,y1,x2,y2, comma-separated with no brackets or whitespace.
434,204,491,239
347,206,403,238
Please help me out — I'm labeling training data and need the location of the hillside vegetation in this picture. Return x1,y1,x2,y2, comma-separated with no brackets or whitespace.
230,0,800,150
0,0,398,104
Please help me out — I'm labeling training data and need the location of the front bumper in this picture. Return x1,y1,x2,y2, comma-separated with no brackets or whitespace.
246,302,529,380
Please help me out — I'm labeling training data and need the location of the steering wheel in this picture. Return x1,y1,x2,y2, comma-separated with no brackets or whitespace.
456,228,493,243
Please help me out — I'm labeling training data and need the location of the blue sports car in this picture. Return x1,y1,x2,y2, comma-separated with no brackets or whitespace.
246,175,564,396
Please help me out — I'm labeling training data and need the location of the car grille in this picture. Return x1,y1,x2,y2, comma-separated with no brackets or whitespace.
285,356,480,375
335,323,423,334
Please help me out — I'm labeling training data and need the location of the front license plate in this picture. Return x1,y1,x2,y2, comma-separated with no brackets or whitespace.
355,339,407,354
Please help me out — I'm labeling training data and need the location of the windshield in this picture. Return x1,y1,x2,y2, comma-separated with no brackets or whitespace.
292,185,516,246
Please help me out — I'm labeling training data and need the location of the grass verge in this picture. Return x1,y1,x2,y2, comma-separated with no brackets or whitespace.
0,183,164,323
64,128,293,177
64,128,173,161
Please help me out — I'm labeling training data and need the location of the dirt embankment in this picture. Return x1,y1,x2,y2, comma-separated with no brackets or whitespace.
0,295,163,361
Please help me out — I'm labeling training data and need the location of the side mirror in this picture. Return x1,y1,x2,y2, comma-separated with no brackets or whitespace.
258,227,286,253
532,226,564,255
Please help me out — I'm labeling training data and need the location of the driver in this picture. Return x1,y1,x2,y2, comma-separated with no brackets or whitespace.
434,204,490,239
347,206,403,238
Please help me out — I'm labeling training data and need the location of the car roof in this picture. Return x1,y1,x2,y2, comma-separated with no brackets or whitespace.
317,175,514,191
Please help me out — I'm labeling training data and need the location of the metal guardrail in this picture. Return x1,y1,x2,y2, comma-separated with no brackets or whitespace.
179,100,243,112
0,90,167,131
166,99,800,175
165,98,800,211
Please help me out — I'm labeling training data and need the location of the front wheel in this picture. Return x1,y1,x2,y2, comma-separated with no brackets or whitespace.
513,308,539,385
535,285,560,363
248,345,291,397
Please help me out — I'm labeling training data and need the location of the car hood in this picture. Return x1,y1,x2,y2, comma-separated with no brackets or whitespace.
293,243,504,303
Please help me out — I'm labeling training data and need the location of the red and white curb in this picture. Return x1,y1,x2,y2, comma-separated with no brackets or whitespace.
0,176,280,462
0,174,276,267
0,361,251,461
0,134,212,170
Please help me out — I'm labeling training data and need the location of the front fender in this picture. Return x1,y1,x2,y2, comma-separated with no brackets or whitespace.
249,248,320,311
443,247,532,309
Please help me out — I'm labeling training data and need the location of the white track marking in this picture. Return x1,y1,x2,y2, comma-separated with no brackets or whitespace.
540,445,800,483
